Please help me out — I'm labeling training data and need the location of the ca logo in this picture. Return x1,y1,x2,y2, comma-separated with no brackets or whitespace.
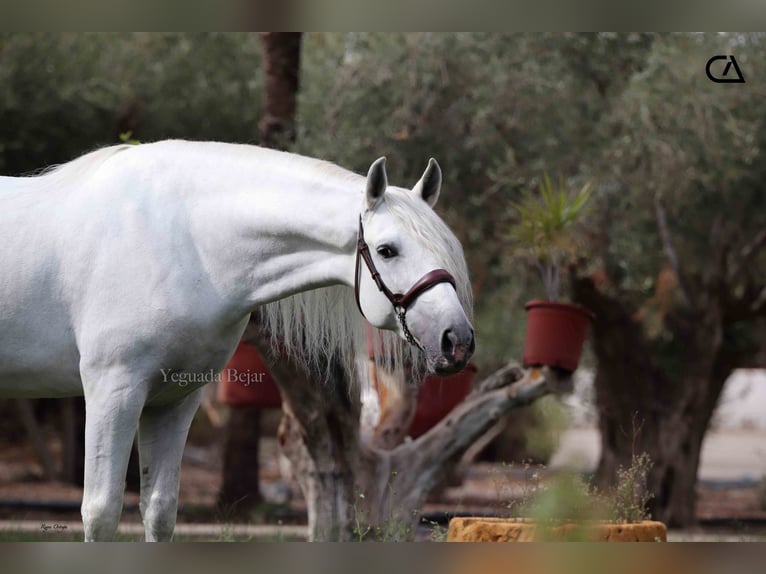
706,55,745,83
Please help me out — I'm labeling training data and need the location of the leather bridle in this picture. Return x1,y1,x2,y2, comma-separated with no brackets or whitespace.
354,216,457,349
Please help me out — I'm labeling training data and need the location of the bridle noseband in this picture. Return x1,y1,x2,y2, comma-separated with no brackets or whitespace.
354,216,457,349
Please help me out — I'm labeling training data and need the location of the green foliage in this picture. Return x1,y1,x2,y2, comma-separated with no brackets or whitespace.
499,452,654,534
594,34,766,299
351,492,373,542
523,471,608,541
427,520,449,542
493,461,545,518
611,452,654,523
118,131,140,145
351,471,416,542
509,174,592,300
0,33,263,175
472,280,531,370
0,33,122,174
524,395,571,461
578,34,766,396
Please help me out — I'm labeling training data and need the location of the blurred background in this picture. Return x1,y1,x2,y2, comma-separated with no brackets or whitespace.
0,32,765,540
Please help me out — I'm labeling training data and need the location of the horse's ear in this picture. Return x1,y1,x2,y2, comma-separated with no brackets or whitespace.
365,156,388,210
413,158,441,208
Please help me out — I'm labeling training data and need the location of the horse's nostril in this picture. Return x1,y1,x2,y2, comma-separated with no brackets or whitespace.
441,329,456,355
468,330,476,354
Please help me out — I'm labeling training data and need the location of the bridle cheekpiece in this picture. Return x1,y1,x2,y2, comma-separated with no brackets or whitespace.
354,215,456,349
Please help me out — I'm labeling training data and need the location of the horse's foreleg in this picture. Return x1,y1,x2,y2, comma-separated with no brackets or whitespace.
138,388,203,542
81,373,147,542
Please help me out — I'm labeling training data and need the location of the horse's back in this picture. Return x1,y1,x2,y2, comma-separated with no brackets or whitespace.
0,173,80,394
0,143,246,399
0,149,136,395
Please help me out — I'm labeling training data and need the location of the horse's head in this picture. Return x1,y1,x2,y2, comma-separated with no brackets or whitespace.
355,156,475,375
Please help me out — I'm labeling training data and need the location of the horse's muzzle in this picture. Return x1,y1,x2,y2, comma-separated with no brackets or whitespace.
433,328,475,375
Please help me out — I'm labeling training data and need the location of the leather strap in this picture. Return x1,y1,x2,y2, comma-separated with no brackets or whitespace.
396,269,456,309
354,217,456,319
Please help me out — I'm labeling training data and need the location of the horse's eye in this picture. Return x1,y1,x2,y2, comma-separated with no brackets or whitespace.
376,245,398,259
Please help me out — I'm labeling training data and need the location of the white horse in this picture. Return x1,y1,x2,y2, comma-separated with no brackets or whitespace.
0,140,474,541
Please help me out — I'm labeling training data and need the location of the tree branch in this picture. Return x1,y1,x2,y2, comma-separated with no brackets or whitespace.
720,279,766,323
707,215,728,287
728,228,766,285
654,196,693,303
751,284,766,317
393,363,570,493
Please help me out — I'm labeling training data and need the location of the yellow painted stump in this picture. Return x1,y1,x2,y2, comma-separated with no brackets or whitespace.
447,517,667,542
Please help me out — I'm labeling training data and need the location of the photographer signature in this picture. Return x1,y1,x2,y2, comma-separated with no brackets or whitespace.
40,522,69,532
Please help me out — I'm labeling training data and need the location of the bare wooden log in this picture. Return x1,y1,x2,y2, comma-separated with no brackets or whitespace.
358,364,568,535
376,362,570,481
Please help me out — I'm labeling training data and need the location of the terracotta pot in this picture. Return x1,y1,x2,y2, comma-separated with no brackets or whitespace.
447,517,667,542
522,300,594,372
216,340,282,408
409,364,477,438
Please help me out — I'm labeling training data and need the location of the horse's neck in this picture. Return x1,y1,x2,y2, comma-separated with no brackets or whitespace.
177,145,363,314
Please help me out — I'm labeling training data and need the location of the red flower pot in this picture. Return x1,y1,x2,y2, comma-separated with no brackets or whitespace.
522,300,594,372
409,364,477,438
216,340,282,408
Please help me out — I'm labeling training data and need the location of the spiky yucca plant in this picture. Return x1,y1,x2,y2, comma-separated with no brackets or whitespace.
510,174,592,300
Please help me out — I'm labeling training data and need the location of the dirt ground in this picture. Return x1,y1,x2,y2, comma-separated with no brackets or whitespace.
0,434,764,538
2,370,764,540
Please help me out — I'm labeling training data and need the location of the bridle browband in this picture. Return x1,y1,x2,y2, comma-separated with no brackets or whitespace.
354,216,457,349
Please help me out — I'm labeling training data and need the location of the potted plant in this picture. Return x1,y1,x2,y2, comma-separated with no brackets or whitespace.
510,173,595,372
216,340,282,408
409,364,478,438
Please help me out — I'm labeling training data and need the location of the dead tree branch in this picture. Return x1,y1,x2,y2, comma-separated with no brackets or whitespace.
388,364,570,503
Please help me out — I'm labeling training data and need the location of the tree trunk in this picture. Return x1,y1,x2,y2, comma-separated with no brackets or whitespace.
217,32,304,514
259,32,302,149
16,399,56,481
571,273,737,527
61,397,85,485
596,394,708,527
278,391,358,541
217,406,263,517
263,340,361,541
